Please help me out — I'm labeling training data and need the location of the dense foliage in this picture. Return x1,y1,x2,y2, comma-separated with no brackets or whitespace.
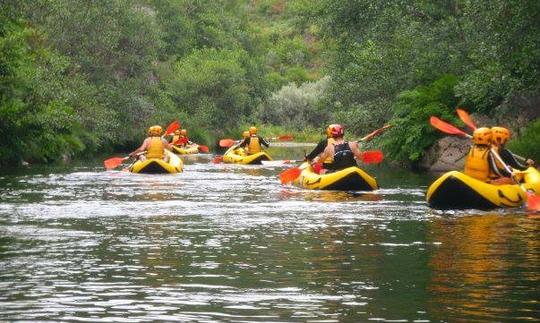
296,0,540,163
1,0,539,166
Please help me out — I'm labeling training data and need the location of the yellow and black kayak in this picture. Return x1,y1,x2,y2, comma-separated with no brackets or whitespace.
171,144,199,155
222,146,272,165
426,167,540,210
292,163,378,191
129,150,183,174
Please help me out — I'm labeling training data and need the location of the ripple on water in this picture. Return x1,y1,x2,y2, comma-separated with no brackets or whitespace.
0,159,538,322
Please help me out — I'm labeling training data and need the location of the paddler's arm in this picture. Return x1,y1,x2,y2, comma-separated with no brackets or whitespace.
259,136,270,148
129,138,150,157
305,139,327,161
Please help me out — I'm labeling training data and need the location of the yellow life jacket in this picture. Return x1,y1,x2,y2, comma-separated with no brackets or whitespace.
464,145,493,182
233,147,246,156
146,137,165,159
248,136,261,154
323,138,336,164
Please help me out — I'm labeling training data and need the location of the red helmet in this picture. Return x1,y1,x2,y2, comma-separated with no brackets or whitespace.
329,124,344,138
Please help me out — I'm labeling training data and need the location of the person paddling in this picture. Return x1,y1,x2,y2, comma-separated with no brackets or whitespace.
491,127,535,170
240,126,269,155
463,127,512,184
129,125,172,162
312,124,364,173
305,124,339,170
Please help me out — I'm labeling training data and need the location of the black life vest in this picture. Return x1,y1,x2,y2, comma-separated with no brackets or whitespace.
332,142,356,170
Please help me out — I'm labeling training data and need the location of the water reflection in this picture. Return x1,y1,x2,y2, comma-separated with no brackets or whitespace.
427,213,539,321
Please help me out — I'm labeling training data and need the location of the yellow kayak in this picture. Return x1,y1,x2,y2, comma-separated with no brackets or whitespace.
222,146,272,164
171,144,199,155
292,162,378,191
426,167,540,210
129,150,183,174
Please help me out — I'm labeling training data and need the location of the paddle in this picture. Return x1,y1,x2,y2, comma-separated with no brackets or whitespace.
219,138,236,148
267,134,294,141
491,149,540,211
279,150,384,184
104,156,129,170
456,108,477,131
429,116,471,138
212,155,223,164
164,120,181,137
198,145,209,153
358,124,393,142
430,115,540,211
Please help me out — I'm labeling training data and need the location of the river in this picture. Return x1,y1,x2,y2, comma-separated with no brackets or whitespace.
0,146,538,322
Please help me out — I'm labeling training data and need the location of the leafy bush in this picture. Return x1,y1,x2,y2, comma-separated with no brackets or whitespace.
381,75,460,162
258,76,331,130
507,118,540,162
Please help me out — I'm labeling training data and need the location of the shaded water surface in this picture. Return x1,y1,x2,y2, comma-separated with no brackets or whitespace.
0,147,538,322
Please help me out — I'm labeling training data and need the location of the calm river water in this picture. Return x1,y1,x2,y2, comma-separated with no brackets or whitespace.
0,146,538,322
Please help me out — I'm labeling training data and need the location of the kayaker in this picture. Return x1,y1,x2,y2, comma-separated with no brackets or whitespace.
491,126,535,170
463,127,511,184
311,124,363,173
129,125,172,162
174,129,192,147
170,129,181,144
240,126,269,155
305,124,338,170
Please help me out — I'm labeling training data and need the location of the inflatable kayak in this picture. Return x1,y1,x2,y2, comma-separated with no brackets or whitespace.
171,144,199,155
292,163,378,191
426,167,540,210
129,150,183,174
222,146,272,165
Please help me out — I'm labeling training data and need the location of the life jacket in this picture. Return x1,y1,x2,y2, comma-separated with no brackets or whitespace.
323,138,336,164
234,147,246,156
332,142,356,170
146,137,165,159
248,135,261,154
464,145,495,181
171,135,180,144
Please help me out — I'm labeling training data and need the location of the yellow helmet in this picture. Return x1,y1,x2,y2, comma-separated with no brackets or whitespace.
491,126,511,145
326,124,339,138
242,131,250,138
148,125,163,136
249,126,257,135
472,127,492,145
180,129,188,136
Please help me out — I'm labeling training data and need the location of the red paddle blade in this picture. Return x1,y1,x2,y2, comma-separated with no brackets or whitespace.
456,108,477,131
198,145,209,153
104,157,126,170
526,192,540,211
212,155,223,164
361,150,384,164
430,116,471,137
279,167,302,184
164,120,180,136
278,134,293,141
174,137,188,145
219,139,235,148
